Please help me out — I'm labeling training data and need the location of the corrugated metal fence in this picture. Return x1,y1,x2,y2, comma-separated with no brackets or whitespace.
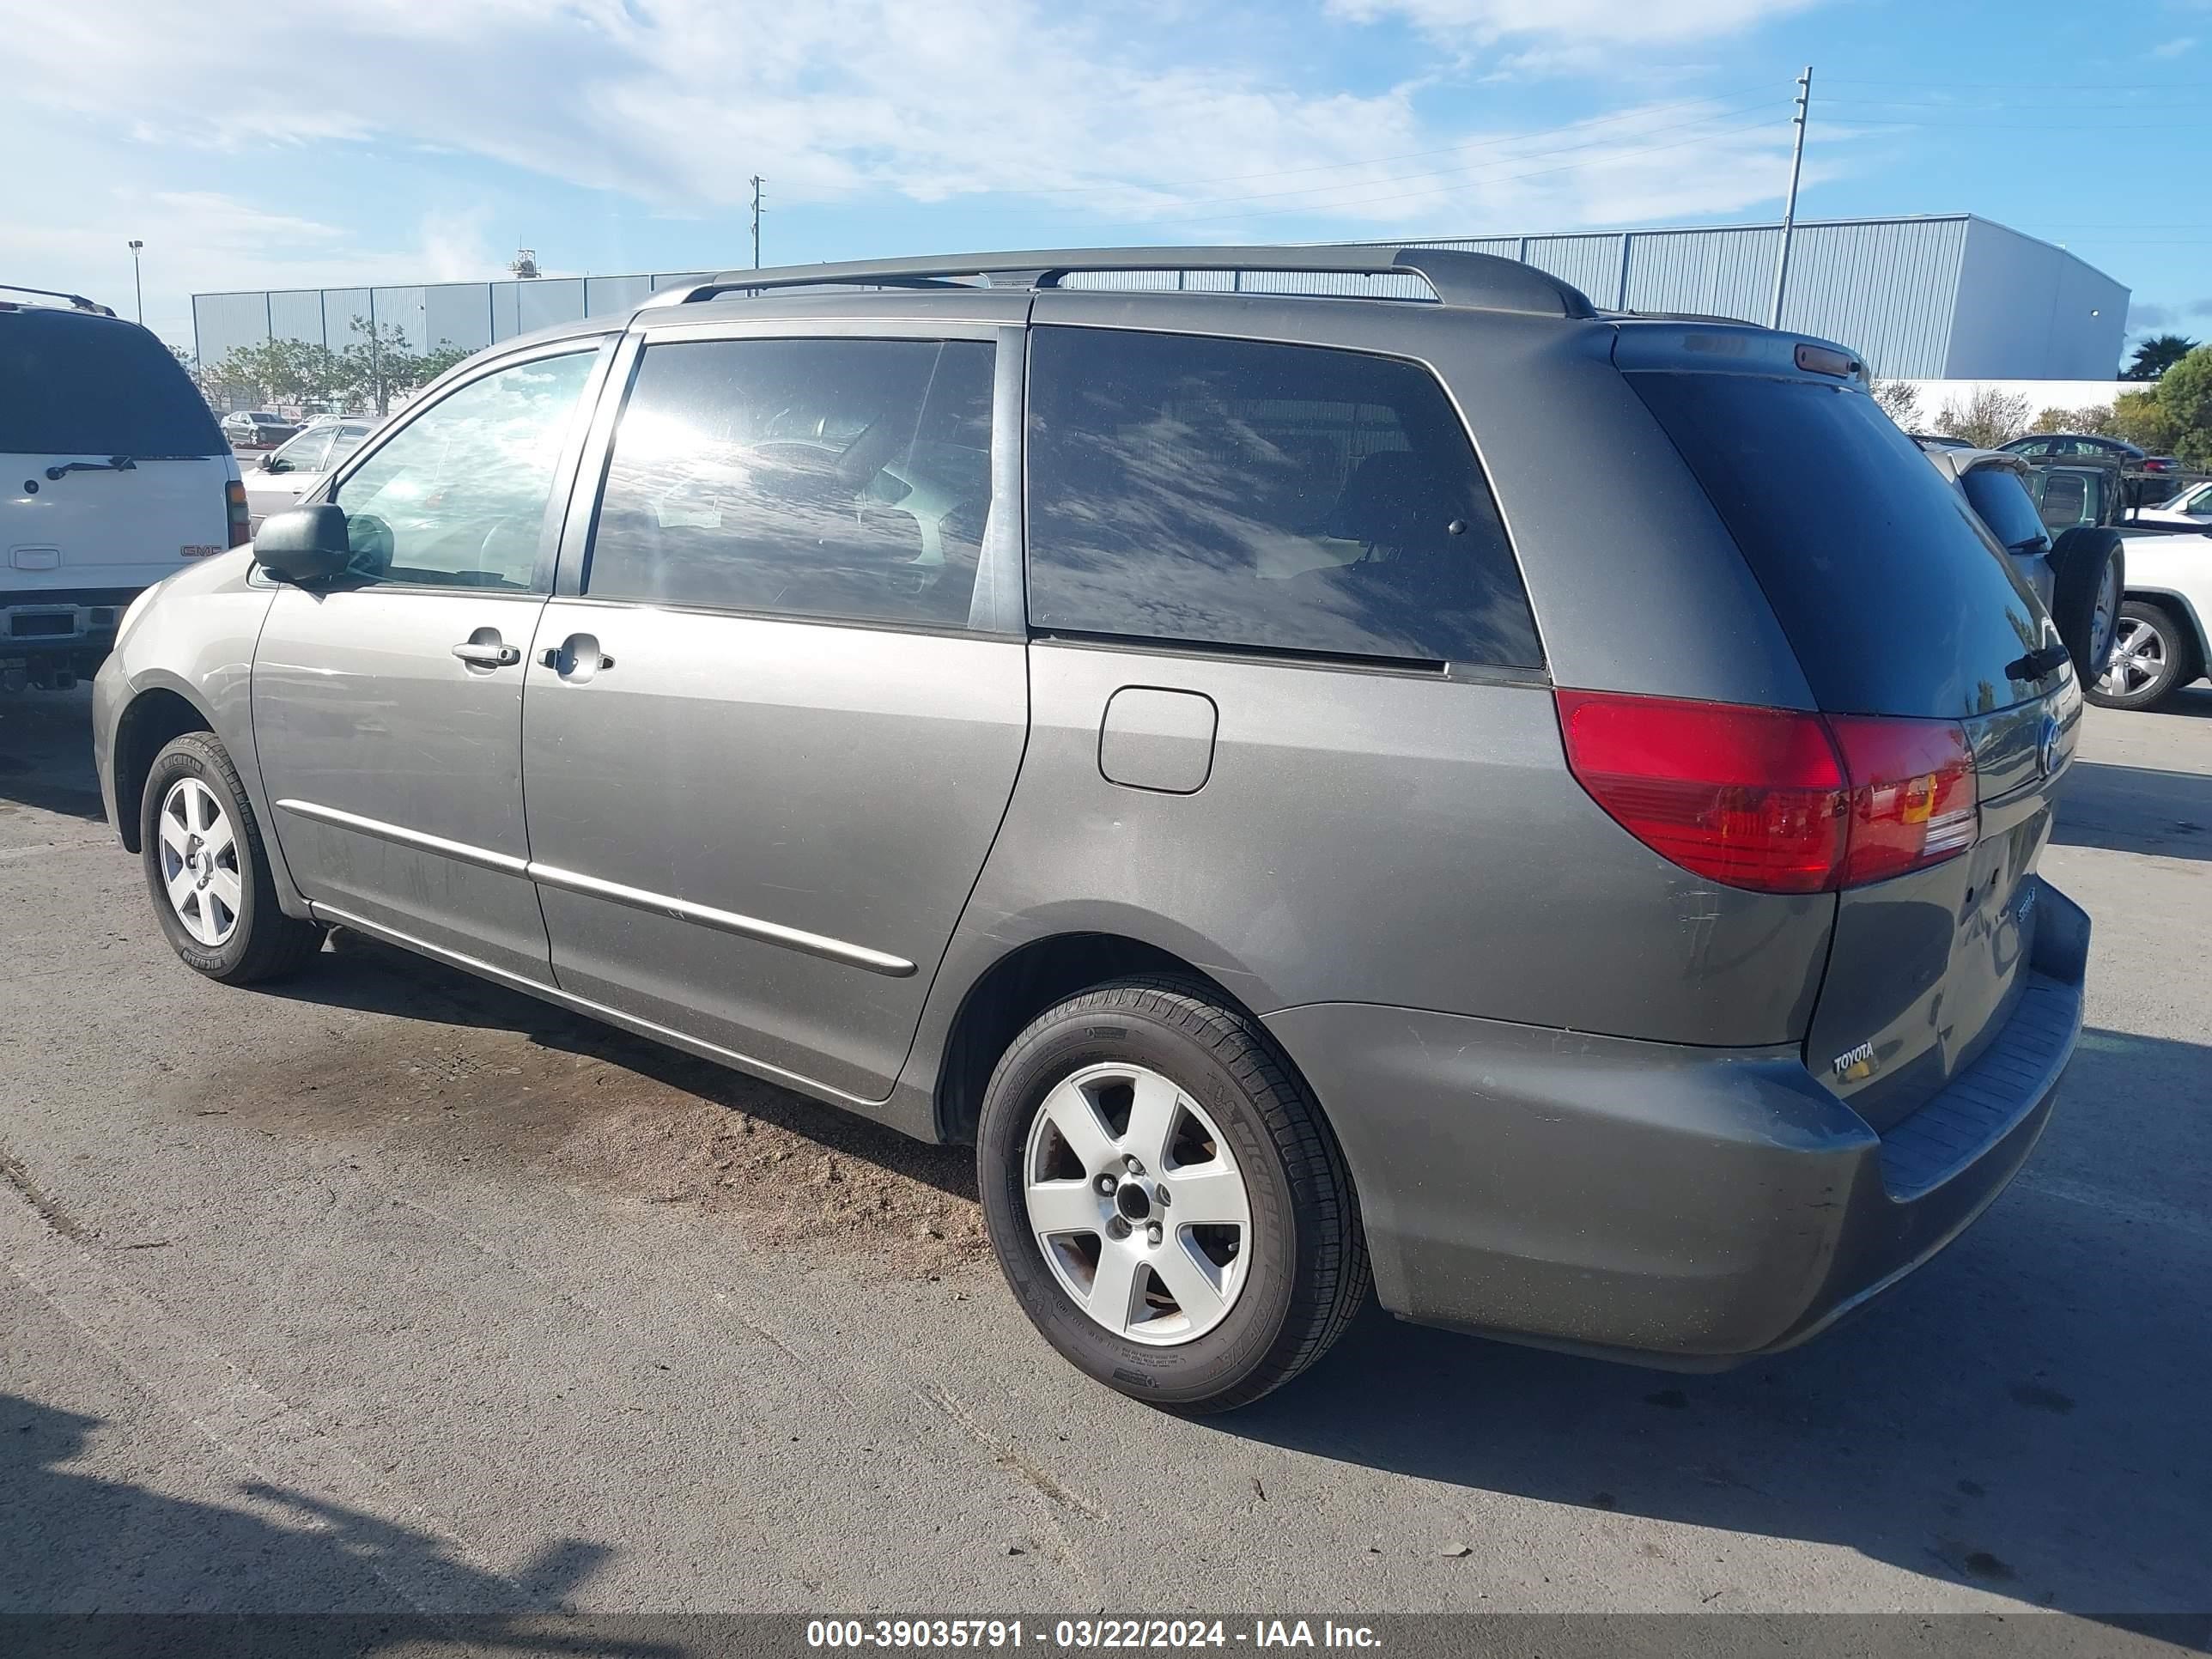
194,217,2010,380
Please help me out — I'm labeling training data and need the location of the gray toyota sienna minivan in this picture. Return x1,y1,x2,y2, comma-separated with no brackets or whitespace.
94,246,2088,1412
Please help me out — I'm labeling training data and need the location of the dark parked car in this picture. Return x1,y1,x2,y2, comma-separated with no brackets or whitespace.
2002,431,2180,474
94,246,2089,1412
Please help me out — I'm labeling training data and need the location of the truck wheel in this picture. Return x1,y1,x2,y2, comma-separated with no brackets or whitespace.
2088,600,2190,711
2049,527,2124,681
976,978,1368,1413
140,731,325,984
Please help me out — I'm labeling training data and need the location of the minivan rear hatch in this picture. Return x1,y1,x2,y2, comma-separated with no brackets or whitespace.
1623,331,2077,1132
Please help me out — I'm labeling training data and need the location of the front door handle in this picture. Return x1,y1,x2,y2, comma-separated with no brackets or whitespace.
452,639,521,667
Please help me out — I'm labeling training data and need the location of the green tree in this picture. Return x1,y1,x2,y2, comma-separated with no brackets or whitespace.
2123,333,2200,381
2154,344,2212,465
2030,404,2118,437
2111,387,2185,457
334,319,470,415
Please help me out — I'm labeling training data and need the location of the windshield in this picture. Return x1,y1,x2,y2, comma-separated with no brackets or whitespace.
0,311,225,455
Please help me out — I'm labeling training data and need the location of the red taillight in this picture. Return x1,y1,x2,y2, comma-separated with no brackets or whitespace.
226,479,251,547
1826,714,1978,885
1554,690,1978,895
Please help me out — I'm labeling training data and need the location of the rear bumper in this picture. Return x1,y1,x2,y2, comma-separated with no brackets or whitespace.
1263,878,2087,1367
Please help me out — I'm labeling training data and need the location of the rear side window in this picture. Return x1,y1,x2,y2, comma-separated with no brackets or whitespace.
586,337,997,631
0,311,224,456
1960,467,2050,548
1630,373,2058,719
1025,327,1542,669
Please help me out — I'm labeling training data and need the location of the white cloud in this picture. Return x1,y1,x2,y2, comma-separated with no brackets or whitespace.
3,0,1849,341
2151,34,2198,57
1326,0,1821,44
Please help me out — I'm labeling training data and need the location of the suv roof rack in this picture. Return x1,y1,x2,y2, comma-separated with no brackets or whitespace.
0,283,117,317
658,246,1597,320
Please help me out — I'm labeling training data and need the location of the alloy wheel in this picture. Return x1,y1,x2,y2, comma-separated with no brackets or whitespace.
157,776,242,947
2098,616,2167,699
1022,1062,1253,1346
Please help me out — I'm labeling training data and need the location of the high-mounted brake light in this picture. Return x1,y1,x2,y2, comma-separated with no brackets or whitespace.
226,479,251,547
1554,690,1978,895
1794,343,1862,379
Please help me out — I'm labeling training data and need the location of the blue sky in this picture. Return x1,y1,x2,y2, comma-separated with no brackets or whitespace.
8,0,2209,362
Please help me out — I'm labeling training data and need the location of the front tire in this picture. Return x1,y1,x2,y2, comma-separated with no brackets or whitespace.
2087,599,2191,711
976,979,1368,1413
140,731,324,984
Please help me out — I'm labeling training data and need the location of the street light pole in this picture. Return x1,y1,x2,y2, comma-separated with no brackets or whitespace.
128,240,144,325
1768,67,1811,330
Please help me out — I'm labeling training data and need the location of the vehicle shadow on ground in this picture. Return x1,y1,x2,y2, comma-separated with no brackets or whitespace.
2053,758,2212,860
253,927,979,1204
0,1395,669,1650
1218,1025,2212,1623
0,687,105,821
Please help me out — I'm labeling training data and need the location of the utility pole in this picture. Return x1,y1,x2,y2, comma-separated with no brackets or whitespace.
1769,65,1811,330
750,175,765,270
128,240,144,324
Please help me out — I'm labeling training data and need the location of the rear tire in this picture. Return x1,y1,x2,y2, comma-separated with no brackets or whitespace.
976,978,1368,1413
140,731,324,984
2049,527,2124,682
2087,599,2191,711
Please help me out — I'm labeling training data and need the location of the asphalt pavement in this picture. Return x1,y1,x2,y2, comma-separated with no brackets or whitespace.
2,682,2208,1627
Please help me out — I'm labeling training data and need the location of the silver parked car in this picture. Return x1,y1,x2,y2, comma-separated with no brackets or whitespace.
241,418,374,531
94,246,2090,1411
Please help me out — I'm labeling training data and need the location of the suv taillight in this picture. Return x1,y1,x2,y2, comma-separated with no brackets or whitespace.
226,479,251,547
1554,690,1978,895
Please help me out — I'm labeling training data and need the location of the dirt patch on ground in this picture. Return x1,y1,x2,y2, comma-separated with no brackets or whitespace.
167,929,989,1279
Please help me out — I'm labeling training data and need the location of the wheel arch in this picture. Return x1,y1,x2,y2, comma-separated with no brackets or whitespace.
111,680,217,854
930,930,1285,1148
2124,586,2211,678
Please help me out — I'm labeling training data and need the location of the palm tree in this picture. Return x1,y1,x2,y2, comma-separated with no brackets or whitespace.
2124,333,2200,381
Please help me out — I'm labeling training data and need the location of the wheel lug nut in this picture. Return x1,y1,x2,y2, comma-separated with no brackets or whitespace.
1154,1185,1170,1209
1124,1155,1145,1176
1146,1222,1164,1246
1108,1216,1132,1239
1094,1174,1117,1196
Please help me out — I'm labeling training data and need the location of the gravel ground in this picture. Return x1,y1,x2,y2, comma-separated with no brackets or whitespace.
2,682,2208,1630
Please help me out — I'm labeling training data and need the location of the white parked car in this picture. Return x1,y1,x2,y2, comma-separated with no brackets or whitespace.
2093,523,2212,709
2133,479,2212,527
242,419,374,532
1,285,245,690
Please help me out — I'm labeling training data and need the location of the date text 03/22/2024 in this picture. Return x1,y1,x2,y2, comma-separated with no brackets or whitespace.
804,1620,1382,1650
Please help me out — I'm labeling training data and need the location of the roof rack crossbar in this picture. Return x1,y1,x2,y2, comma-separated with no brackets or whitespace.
663,246,1596,319
0,283,116,316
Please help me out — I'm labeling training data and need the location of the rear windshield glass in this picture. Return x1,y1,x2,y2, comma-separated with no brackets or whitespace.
1628,373,2060,718
0,310,225,456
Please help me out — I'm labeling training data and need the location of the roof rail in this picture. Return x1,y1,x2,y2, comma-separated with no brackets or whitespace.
0,283,117,317
661,246,1596,319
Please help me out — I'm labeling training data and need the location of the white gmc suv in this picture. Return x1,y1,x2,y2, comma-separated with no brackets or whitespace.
2,286,245,692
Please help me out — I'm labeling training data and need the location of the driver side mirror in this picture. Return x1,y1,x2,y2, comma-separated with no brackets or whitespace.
258,453,285,472
253,503,353,581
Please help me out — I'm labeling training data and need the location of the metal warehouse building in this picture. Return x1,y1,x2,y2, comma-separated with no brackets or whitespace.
191,212,2127,382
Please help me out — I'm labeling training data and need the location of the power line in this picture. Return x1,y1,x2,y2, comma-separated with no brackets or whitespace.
1032,106,1792,232
995,97,1785,222
1002,85,1778,199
